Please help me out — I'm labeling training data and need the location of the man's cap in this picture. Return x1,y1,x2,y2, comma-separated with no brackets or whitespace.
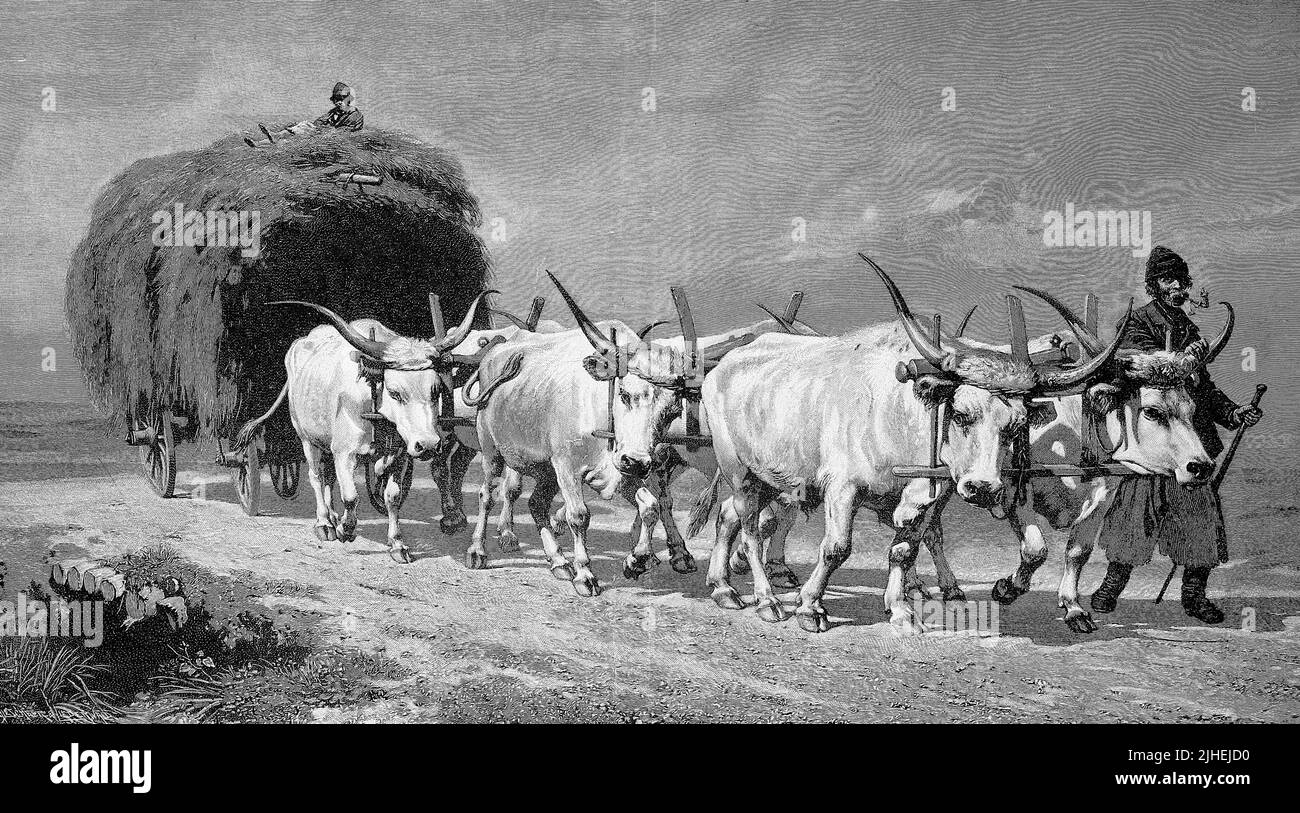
330,82,353,101
1145,245,1190,282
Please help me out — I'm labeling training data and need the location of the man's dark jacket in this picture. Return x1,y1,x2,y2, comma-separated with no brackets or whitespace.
1116,299,1240,459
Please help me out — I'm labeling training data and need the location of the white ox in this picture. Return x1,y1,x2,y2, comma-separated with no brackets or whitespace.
234,293,492,562
699,256,1125,633
910,286,1229,632
465,273,746,597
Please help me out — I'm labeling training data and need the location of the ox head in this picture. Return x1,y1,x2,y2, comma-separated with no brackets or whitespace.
1014,286,1231,486
547,272,744,481
864,254,1129,507
270,292,495,459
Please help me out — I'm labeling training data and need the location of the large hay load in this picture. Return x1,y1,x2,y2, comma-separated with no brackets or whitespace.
67,124,493,451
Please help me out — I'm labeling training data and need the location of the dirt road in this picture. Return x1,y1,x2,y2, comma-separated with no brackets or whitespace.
2,403,1298,723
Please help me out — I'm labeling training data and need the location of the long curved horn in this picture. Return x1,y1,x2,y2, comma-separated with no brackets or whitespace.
488,307,532,331
756,303,798,334
547,271,616,352
435,290,498,352
1012,285,1106,356
858,253,949,367
268,300,390,361
955,304,977,337
1197,301,1234,367
637,320,669,340
1036,300,1133,393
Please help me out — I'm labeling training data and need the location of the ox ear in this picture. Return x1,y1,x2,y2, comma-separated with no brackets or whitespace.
1027,399,1057,428
912,374,956,408
1086,382,1124,416
581,350,619,381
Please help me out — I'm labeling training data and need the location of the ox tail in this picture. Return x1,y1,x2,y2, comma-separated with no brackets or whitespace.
686,469,723,539
233,382,289,451
462,352,523,409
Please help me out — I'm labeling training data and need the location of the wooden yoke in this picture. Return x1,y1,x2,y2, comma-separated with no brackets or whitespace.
525,297,546,330
928,313,942,498
604,326,617,450
670,287,703,451
429,294,456,422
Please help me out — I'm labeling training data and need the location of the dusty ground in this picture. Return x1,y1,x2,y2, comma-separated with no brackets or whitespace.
2,401,1299,723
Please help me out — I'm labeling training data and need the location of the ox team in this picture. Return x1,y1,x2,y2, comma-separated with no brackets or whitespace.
238,245,1259,632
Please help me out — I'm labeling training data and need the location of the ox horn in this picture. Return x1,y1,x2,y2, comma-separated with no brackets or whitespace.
268,300,391,362
434,290,498,352
488,307,533,331
756,303,799,334
954,304,977,337
1012,285,1107,357
637,320,670,340
859,253,950,368
1193,301,1234,367
547,271,617,352
1035,299,1133,393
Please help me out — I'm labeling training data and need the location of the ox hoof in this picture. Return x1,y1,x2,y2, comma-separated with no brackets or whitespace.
729,553,751,575
710,586,746,611
337,525,357,543
755,598,790,623
314,525,337,542
389,545,412,565
622,553,656,580
464,549,489,570
571,576,601,598
992,577,1026,605
765,564,799,589
796,608,830,634
550,563,576,582
439,514,468,535
670,551,697,574
941,585,968,602
1064,609,1098,634
889,614,924,636
497,530,520,553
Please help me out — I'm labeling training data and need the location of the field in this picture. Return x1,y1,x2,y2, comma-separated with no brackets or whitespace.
2,401,1298,723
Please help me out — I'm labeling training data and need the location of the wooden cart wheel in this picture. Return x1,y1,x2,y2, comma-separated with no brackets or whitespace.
269,459,300,499
138,409,177,497
235,436,261,516
365,454,413,514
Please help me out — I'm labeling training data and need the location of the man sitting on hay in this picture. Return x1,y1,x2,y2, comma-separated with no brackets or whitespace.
244,82,364,148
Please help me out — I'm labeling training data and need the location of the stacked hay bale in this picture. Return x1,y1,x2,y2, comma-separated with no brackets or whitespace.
66,124,494,445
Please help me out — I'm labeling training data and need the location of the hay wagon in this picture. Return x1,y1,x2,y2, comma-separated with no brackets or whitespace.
66,125,495,516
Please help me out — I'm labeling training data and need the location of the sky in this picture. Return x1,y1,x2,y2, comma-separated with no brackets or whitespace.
0,0,1297,462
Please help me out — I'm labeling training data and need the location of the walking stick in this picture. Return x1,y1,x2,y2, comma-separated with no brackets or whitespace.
1155,383,1267,603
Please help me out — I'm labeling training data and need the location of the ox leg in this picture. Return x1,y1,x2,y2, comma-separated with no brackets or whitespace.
763,496,801,589
332,449,362,545
654,465,697,574
796,481,859,633
557,467,600,597
434,440,476,535
1058,483,1110,633
621,479,661,580
496,467,524,553
466,453,503,570
726,497,752,574
382,452,412,563
528,466,574,581
706,493,747,610
991,503,1049,607
908,483,963,601
735,480,790,623
304,442,337,542
882,479,932,635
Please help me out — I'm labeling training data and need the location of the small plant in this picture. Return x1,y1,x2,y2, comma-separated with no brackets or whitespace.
0,638,118,723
